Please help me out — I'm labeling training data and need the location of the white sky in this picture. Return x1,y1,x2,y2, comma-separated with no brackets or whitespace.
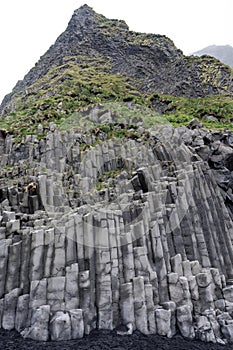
0,0,232,104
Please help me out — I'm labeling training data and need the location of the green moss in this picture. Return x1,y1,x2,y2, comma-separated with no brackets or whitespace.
154,94,233,130
186,55,233,93
0,58,153,140
1,54,232,140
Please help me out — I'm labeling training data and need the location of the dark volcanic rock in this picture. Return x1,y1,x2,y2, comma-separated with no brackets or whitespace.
0,106,233,343
1,5,233,115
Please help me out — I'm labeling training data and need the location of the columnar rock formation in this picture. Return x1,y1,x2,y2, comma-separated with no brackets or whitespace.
0,105,233,343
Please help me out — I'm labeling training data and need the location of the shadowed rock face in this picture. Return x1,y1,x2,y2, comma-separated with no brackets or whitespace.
1,5,233,115
0,104,233,343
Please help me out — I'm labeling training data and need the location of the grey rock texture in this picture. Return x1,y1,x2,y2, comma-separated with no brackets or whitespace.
0,106,233,343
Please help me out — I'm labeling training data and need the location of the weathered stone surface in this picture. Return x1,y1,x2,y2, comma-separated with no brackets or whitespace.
195,315,216,343
177,305,195,339
120,282,134,321
0,239,11,298
170,254,183,276
29,279,47,309
21,305,50,341
50,311,72,341
70,309,84,339
65,264,79,310
133,276,148,335
190,261,201,276
196,272,212,288
47,277,65,312
145,284,156,334
155,309,172,337
0,96,233,345
2,288,21,330
162,301,176,337
221,324,233,343
15,294,29,332
223,286,233,303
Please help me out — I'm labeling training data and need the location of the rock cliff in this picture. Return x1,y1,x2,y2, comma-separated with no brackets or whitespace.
0,103,233,343
0,4,233,345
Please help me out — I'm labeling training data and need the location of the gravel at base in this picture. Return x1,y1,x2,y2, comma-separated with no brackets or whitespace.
0,329,231,350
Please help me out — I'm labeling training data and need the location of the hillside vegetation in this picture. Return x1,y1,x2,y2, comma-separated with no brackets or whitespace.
0,5,232,139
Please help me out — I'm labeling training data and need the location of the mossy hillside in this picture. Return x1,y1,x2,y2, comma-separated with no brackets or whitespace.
155,94,233,129
0,56,232,140
0,58,151,138
186,55,233,92
1,4,233,123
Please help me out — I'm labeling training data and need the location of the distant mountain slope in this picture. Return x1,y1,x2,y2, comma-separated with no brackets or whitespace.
193,45,233,68
0,5,233,117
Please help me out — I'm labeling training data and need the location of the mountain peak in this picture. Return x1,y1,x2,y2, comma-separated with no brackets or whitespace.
66,3,129,34
75,3,94,12
71,4,96,22
0,6,233,116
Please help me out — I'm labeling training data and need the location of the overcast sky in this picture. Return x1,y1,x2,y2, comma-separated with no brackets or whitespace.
0,0,232,103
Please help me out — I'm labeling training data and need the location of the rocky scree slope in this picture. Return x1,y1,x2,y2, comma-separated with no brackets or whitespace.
1,4,233,118
0,105,232,343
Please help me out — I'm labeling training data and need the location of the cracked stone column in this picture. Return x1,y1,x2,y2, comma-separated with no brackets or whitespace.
196,271,215,313
74,215,85,271
15,294,30,332
66,217,77,266
44,228,54,278
145,284,156,334
108,212,121,328
22,305,50,341
120,282,134,331
0,239,12,298
162,301,176,337
70,309,84,339
51,226,65,276
133,276,148,334
5,241,21,293
20,229,32,294
47,276,65,312
150,220,169,303
79,270,96,335
65,263,79,310
95,212,113,331
2,288,21,330
50,311,72,341
155,308,172,337
30,229,45,281
177,304,195,339
121,231,135,283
